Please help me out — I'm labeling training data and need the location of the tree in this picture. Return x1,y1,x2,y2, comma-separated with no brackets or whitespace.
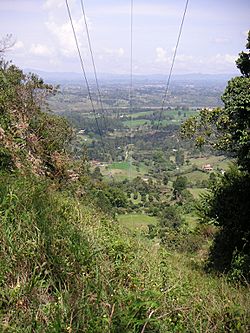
106,187,128,208
0,59,72,176
173,176,187,199
159,205,183,230
175,150,185,166
92,167,103,181
181,31,250,172
236,31,250,77
0,34,15,54
197,166,250,279
181,32,250,280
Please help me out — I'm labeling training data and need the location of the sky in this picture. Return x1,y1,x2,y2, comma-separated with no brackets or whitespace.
1,0,249,75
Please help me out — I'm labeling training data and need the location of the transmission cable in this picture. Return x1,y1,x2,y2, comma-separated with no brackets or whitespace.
80,0,108,131
128,0,134,182
156,0,190,129
65,0,105,148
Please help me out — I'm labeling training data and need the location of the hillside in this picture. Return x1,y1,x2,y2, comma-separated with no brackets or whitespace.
1,58,250,332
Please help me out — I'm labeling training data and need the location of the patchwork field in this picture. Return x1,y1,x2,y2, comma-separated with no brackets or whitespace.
100,161,149,181
118,213,158,232
122,109,197,128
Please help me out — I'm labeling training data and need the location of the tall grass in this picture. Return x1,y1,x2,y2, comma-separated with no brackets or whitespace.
0,175,166,332
0,175,249,332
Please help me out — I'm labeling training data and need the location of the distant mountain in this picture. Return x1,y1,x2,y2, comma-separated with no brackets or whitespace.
24,68,238,85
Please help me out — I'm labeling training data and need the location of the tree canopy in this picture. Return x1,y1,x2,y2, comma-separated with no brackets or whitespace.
181,31,250,281
0,59,73,176
181,31,250,172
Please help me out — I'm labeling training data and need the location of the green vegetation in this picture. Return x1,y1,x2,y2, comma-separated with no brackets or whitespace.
123,119,150,127
118,213,158,232
181,32,250,281
0,175,168,332
1,34,250,332
100,162,149,182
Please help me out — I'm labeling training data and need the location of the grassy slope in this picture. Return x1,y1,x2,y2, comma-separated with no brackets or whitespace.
0,175,167,332
118,213,158,232
101,162,149,181
161,251,250,332
117,216,250,332
1,176,249,332
188,155,230,169
122,109,197,127
188,187,207,199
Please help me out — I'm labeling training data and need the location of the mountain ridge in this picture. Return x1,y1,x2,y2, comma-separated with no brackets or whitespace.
24,68,237,84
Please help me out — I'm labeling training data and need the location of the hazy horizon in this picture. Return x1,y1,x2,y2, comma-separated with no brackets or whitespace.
1,0,249,76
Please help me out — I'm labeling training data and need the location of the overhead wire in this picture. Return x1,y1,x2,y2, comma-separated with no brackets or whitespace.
65,0,105,149
66,0,189,159
80,0,108,132
156,0,190,129
128,0,134,182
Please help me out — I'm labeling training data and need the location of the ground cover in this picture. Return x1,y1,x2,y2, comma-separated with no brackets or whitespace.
188,187,207,199
188,155,230,170
100,161,149,181
118,213,158,232
159,251,250,332
123,119,150,127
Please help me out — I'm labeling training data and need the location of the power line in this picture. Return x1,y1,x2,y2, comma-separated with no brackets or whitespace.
156,0,190,129
65,0,105,148
128,0,134,182
80,0,108,131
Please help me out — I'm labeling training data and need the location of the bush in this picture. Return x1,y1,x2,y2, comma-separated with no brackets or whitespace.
198,166,250,281
0,175,166,332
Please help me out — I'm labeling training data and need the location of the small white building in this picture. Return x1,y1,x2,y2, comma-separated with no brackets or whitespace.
203,164,213,172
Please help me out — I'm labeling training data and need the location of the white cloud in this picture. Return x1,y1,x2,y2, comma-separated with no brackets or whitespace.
155,47,170,63
213,53,237,64
152,49,237,74
49,57,61,66
103,47,125,57
12,40,24,51
212,37,230,44
155,47,193,68
30,43,54,56
176,54,194,62
43,0,73,10
45,16,85,58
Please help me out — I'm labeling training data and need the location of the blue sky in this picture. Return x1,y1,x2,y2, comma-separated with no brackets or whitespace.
1,0,249,74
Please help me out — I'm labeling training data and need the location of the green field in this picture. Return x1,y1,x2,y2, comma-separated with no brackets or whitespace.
130,109,197,119
188,187,208,199
100,161,149,181
123,119,150,127
121,109,198,128
189,155,231,170
108,162,130,170
118,213,158,232
129,110,155,118
185,170,209,182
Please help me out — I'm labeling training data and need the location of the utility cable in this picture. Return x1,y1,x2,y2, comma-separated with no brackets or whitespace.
156,0,189,129
128,0,134,182
80,0,108,132
65,0,105,148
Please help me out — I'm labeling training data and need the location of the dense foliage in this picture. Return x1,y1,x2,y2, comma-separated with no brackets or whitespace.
181,32,250,172
0,59,167,331
0,60,72,176
1,40,250,331
181,31,250,280
197,166,250,280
